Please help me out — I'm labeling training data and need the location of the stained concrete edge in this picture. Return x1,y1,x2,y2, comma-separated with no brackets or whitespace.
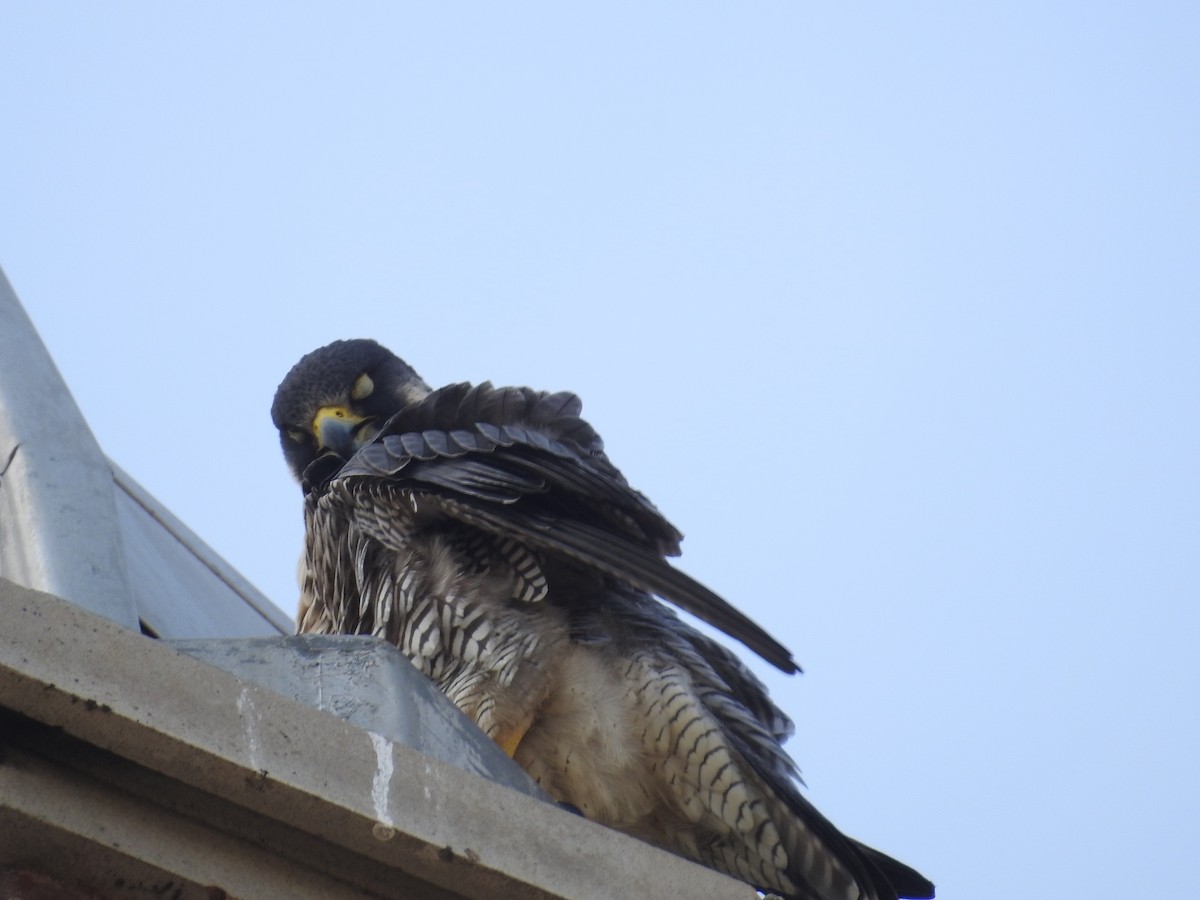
0,576,755,900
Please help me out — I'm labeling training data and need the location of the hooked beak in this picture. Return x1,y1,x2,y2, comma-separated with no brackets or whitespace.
311,406,377,459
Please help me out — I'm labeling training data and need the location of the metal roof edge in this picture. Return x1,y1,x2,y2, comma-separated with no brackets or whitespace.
111,459,293,634
0,266,138,628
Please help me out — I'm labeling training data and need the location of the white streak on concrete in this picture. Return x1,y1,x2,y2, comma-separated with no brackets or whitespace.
370,731,396,840
236,686,262,772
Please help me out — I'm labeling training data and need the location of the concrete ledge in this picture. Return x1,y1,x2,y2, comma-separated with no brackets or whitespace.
2,728,433,900
167,634,547,799
0,577,756,900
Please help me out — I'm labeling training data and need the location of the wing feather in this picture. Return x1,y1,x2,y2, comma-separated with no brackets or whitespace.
428,493,795,673
330,382,798,674
605,597,932,900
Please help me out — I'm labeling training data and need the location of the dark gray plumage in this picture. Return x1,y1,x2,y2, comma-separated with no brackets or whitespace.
271,338,934,900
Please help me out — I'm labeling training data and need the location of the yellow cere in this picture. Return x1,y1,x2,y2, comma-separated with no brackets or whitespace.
311,405,363,439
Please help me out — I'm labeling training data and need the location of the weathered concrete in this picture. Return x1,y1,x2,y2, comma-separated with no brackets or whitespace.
0,577,757,900
168,634,547,799
2,737,432,900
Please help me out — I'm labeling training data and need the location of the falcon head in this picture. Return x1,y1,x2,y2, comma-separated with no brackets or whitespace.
271,339,431,486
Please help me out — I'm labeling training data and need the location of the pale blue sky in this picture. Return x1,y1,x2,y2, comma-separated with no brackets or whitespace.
3,4,1198,896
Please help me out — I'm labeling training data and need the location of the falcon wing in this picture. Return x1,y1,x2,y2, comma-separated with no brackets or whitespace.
317,381,798,674
625,601,934,900
571,590,932,900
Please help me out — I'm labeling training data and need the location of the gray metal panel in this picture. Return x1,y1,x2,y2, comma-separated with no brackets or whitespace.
0,265,290,638
112,462,291,637
169,635,546,799
0,266,139,628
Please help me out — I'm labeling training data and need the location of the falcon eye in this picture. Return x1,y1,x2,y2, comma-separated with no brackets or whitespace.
351,373,374,400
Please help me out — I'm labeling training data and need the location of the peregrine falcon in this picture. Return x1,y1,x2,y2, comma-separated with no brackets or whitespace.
271,339,934,900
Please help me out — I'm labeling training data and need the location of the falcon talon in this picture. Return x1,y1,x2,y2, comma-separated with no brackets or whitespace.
272,339,935,900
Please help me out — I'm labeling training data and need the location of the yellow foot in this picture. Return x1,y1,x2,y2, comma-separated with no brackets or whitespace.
494,716,534,758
